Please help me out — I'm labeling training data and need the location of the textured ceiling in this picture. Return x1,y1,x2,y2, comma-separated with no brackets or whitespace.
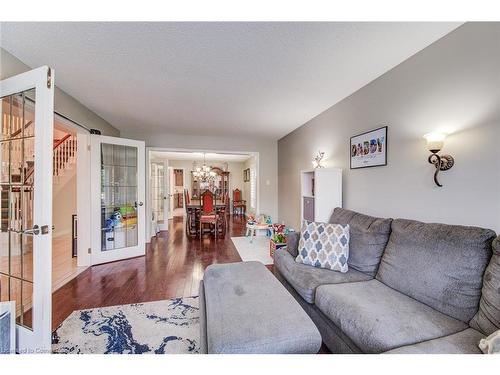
0,22,461,139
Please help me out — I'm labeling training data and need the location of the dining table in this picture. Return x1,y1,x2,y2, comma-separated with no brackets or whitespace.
186,199,226,209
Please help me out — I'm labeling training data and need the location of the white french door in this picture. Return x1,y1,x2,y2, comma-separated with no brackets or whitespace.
0,66,54,353
167,166,174,220
150,160,168,232
90,135,145,265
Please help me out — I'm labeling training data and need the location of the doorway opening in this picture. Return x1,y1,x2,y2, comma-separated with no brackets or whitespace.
51,115,90,291
171,168,185,218
146,148,259,242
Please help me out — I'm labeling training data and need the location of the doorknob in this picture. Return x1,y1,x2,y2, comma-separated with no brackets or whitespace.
135,201,144,207
10,225,52,235
21,225,40,236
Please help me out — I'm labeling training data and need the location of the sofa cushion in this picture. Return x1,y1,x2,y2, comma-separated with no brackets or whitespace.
470,236,500,335
376,219,495,323
203,261,321,353
315,279,467,353
274,248,371,304
384,328,484,354
285,232,300,257
329,207,392,277
296,220,350,273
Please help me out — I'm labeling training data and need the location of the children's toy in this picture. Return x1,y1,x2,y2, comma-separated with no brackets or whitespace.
105,210,123,232
270,224,287,258
247,214,256,225
120,205,137,226
271,223,286,243
256,214,266,224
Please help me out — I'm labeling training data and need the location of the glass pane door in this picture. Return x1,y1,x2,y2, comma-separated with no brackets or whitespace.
101,143,138,251
0,66,54,353
1,91,35,331
91,136,145,265
151,161,167,232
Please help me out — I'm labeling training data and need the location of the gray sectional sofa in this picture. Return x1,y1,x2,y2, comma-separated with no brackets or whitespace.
274,207,500,354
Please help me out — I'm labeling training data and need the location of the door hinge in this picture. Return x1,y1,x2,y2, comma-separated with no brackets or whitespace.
47,68,52,89
88,248,91,254
87,144,91,151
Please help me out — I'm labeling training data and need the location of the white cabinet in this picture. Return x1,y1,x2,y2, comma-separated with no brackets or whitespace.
300,168,342,223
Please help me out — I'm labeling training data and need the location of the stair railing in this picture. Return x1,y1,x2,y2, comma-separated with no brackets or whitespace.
53,134,77,177
24,133,77,184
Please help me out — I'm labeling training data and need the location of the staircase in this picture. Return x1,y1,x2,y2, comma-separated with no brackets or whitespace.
0,119,77,231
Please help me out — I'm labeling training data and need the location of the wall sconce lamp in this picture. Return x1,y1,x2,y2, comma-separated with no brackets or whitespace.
423,133,454,187
312,151,325,169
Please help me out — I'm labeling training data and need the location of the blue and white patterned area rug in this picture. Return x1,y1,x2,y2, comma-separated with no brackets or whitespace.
52,297,200,354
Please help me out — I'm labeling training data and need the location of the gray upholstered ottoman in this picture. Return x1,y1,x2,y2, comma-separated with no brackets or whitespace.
199,261,322,354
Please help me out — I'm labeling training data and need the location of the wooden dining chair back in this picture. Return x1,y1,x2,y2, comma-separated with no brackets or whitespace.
200,190,215,214
233,188,242,203
232,188,246,215
199,190,218,239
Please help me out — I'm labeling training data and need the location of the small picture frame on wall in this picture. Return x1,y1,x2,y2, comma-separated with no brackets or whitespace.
243,168,250,182
350,126,388,169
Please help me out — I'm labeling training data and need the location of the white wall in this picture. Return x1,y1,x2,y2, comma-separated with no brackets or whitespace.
166,159,246,198
125,132,278,219
242,155,258,216
1,48,119,136
52,172,76,237
278,23,500,232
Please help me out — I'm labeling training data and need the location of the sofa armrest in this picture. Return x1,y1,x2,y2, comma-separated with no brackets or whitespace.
286,232,300,257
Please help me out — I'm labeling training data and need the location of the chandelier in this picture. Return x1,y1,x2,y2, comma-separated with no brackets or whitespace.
192,153,216,182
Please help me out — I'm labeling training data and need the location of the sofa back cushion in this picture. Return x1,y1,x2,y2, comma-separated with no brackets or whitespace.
376,219,495,323
470,236,500,335
329,207,392,277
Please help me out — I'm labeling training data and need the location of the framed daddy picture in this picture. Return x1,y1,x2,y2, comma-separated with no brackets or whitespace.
350,126,388,169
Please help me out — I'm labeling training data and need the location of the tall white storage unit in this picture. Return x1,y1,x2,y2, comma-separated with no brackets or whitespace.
300,168,342,223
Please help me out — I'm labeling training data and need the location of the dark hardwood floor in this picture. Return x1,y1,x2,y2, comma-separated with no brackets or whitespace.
52,214,250,329
52,214,331,353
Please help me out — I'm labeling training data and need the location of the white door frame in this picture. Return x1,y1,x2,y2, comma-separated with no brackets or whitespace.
144,147,259,243
90,135,146,265
0,66,54,353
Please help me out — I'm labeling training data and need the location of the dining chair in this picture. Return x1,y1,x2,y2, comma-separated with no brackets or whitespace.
232,188,246,216
215,192,228,237
184,189,195,237
199,189,218,239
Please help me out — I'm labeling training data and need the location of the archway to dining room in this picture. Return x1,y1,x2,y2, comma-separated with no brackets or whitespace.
145,148,259,243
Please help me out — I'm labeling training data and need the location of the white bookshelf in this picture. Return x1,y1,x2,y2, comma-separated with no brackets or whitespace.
300,168,342,223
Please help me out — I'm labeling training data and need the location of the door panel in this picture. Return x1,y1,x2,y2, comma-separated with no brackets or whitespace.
0,66,54,353
150,160,167,232
91,135,145,265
